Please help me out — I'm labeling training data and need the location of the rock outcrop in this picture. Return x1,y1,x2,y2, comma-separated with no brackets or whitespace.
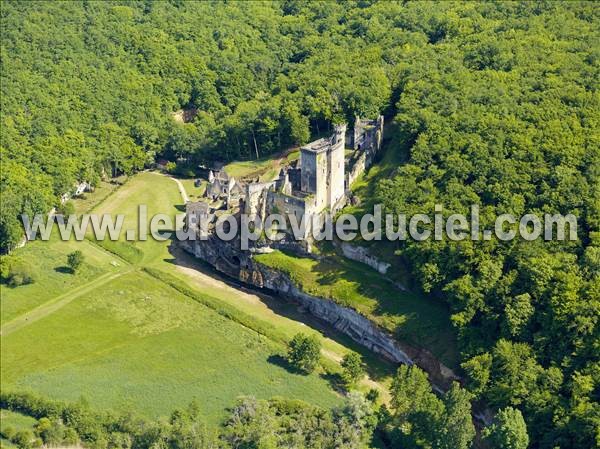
182,237,461,390
240,263,413,365
337,241,391,275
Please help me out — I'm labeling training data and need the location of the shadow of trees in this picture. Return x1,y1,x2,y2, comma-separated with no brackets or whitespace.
164,243,398,382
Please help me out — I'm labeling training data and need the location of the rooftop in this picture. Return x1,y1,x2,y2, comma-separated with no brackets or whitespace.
301,138,330,153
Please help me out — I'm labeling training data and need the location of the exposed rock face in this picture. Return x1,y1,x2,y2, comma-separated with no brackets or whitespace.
182,237,461,390
241,262,413,365
337,241,391,275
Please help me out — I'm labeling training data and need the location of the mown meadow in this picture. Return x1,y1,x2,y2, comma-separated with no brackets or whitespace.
1,173,346,425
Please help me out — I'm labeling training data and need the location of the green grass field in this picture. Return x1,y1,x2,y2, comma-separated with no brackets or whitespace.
0,233,121,325
178,177,206,201
223,148,300,181
1,271,339,423
72,179,123,215
255,250,458,368
1,172,343,424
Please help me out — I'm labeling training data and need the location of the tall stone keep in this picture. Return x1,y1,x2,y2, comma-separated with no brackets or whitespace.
300,123,346,213
300,138,329,212
328,124,346,211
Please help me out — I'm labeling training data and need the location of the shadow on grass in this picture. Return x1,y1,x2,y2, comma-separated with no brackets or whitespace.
267,354,306,375
164,243,398,382
320,371,346,392
301,253,458,368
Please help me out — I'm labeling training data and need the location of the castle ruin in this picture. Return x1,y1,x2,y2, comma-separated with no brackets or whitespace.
186,115,384,246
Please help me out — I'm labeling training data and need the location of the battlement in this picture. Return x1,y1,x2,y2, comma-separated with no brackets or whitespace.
301,138,330,153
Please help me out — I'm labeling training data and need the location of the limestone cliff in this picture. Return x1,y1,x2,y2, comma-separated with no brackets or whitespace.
182,237,461,391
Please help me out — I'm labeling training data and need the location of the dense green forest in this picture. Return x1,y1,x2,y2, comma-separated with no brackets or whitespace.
1,1,599,448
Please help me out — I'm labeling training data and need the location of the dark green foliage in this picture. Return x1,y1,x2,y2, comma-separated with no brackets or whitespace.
484,407,529,449
368,3,599,447
12,430,34,449
0,1,390,249
1,391,374,449
1,2,598,446
34,418,70,447
435,384,476,449
287,333,321,374
57,201,75,217
66,250,84,273
1,256,36,287
223,394,375,449
341,352,365,388
387,365,475,449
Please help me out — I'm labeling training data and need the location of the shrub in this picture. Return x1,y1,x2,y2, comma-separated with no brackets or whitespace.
341,352,365,387
67,250,84,273
287,333,321,373
2,425,16,440
366,388,380,403
13,430,34,449
165,161,176,173
57,200,75,216
1,256,36,287
63,427,79,445
34,417,65,445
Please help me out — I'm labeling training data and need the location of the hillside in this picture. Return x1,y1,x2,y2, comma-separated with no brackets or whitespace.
1,2,599,448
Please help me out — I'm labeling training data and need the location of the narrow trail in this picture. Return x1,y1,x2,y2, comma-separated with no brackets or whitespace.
2,173,184,338
166,174,391,400
1,269,131,337
171,177,189,203
171,247,391,402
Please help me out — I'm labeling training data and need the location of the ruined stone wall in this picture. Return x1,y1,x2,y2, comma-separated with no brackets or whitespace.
337,241,391,274
345,116,384,189
267,191,315,239
346,152,367,189
328,125,346,210
245,181,277,217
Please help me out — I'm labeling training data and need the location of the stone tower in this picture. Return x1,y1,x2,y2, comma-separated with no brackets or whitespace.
328,123,346,211
300,123,346,213
300,139,329,212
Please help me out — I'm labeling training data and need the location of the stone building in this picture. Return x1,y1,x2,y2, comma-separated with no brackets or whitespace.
190,116,383,245
205,170,244,208
346,115,384,189
298,123,346,213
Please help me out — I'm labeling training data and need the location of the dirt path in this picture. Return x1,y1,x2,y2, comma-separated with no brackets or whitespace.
171,248,391,402
1,269,131,337
170,177,189,203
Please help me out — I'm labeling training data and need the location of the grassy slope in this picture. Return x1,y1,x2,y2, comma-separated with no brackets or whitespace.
178,178,206,201
223,148,300,181
255,250,458,368
0,233,120,324
72,179,121,215
0,409,36,434
1,271,339,423
1,172,340,424
253,124,459,368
